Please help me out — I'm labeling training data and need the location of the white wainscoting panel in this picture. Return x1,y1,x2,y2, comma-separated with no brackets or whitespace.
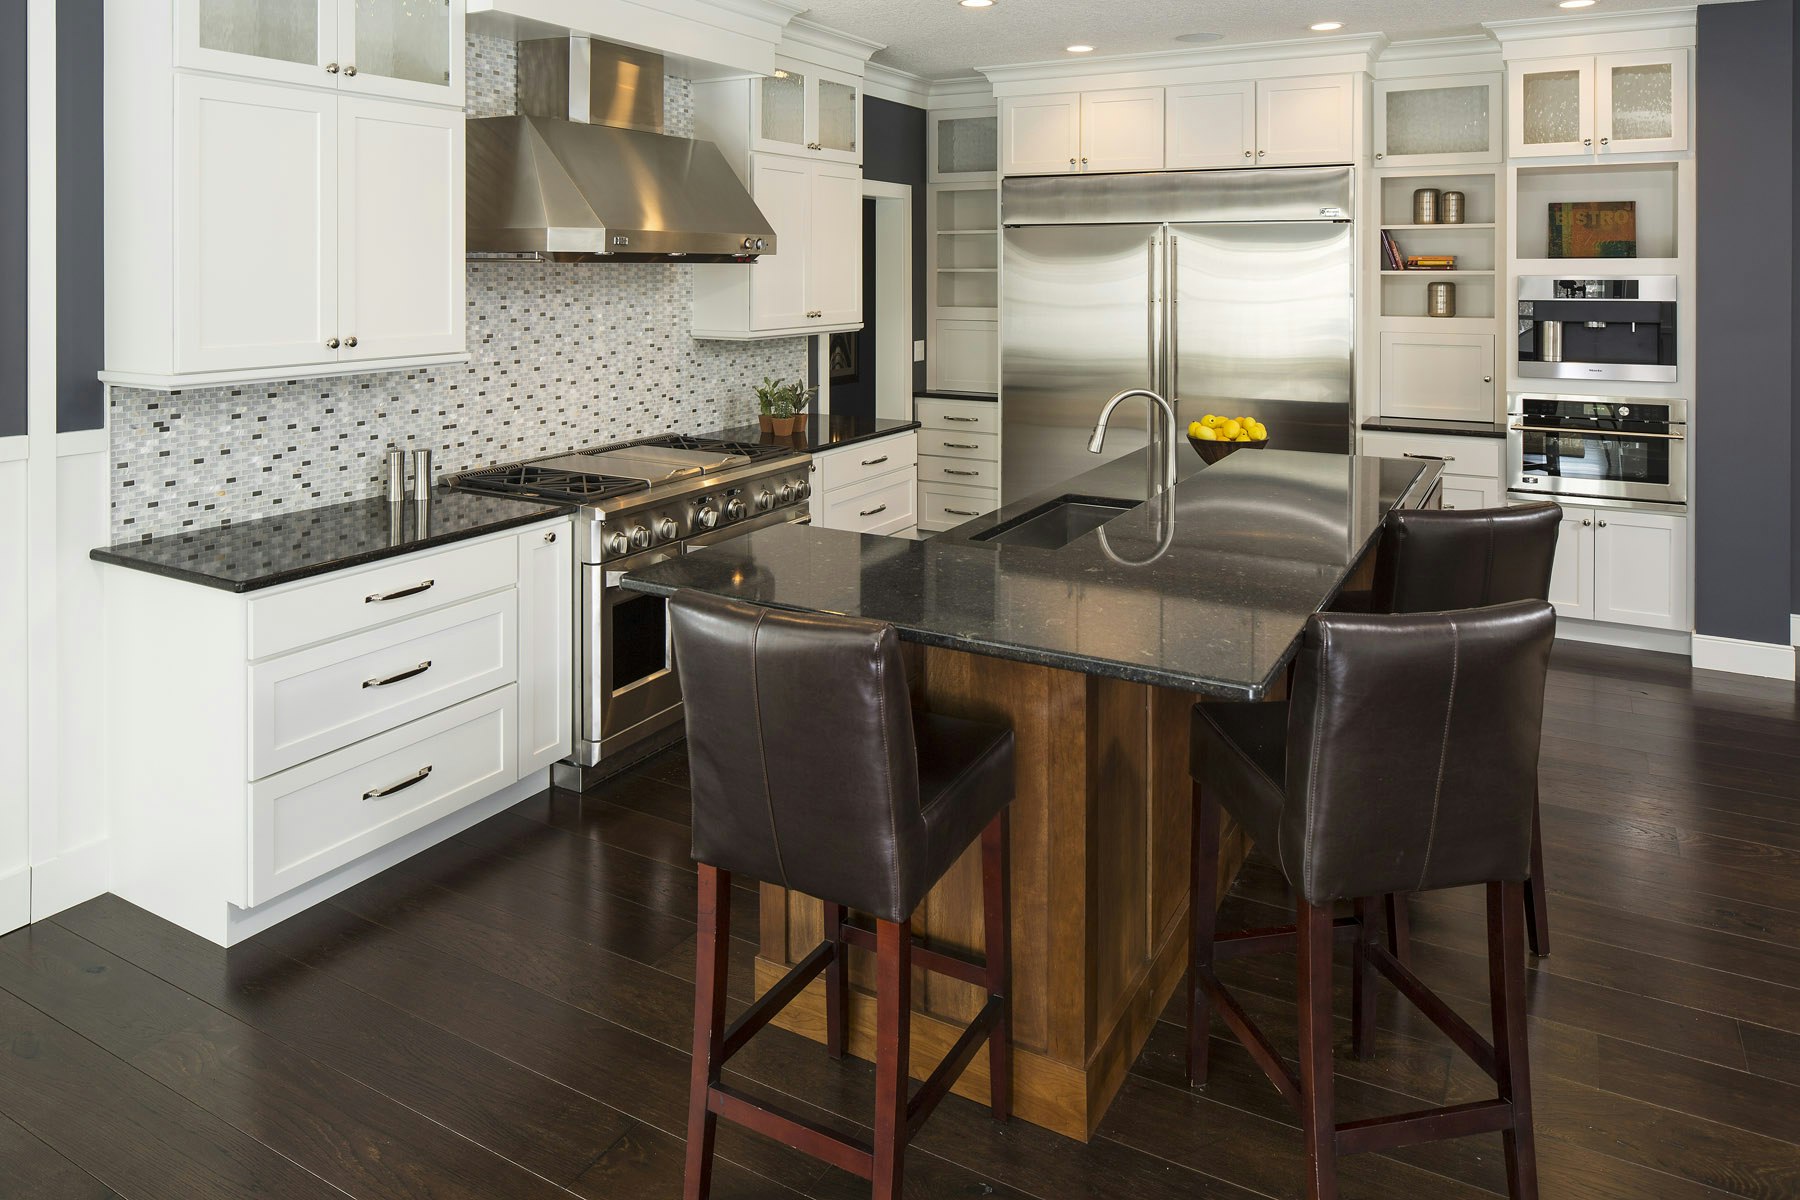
0,450,29,934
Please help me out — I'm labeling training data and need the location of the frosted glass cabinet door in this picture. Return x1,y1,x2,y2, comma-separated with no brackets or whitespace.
817,77,861,163
757,70,809,154
1509,57,1595,157
1374,75,1501,166
930,111,998,180
177,0,335,87
338,0,464,106
1596,50,1688,154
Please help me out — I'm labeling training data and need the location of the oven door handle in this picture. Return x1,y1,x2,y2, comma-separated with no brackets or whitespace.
605,546,682,589
1510,422,1685,440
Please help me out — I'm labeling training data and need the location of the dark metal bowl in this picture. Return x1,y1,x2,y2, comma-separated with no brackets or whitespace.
1187,435,1269,464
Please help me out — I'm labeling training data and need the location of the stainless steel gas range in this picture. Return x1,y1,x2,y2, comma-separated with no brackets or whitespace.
454,434,812,784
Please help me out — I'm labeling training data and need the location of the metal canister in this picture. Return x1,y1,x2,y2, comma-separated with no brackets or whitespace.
1441,191,1465,224
1539,321,1564,362
386,448,407,504
410,448,434,497
1412,188,1441,224
1427,281,1457,318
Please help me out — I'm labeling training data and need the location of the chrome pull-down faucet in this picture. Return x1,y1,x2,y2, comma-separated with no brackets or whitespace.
1087,388,1180,497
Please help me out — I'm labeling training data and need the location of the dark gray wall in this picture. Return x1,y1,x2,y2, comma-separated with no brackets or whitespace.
828,200,880,421
0,0,26,438
57,0,104,432
1695,0,1795,644
1794,6,1800,611
860,96,928,395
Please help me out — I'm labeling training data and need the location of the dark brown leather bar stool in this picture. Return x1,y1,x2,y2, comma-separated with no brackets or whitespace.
1354,502,1562,959
1187,602,1556,1200
669,590,1015,1200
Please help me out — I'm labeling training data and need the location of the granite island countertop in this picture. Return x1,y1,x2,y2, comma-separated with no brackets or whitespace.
621,447,1440,700
90,489,577,592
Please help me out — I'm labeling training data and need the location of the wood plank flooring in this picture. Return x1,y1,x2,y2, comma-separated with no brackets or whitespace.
4,639,1799,1198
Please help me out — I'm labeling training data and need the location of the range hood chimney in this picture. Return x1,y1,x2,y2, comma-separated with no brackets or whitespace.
466,36,776,264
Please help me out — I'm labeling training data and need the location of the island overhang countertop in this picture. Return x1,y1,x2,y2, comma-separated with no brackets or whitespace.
620,446,1441,700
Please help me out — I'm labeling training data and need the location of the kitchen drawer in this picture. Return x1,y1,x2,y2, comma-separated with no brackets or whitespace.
1359,431,1503,479
918,429,998,462
247,687,518,905
918,454,999,490
918,483,999,531
1438,476,1505,512
816,432,919,494
248,534,518,660
822,470,917,535
917,396,998,435
250,591,517,779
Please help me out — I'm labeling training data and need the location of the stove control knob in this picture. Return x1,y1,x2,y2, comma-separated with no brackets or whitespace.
725,498,747,521
795,480,811,501
755,489,774,513
655,516,679,542
628,525,652,551
778,483,797,504
696,505,720,529
604,531,630,556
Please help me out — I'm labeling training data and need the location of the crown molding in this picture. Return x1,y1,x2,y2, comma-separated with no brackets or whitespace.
926,75,994,108
783,15,885,62
861,61,932,108
978,33,1388,92
1374,35,1502,79
1484,5,1697,53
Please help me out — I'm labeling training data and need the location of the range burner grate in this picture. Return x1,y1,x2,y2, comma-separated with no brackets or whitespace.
633,434,799,463
454,462,649,504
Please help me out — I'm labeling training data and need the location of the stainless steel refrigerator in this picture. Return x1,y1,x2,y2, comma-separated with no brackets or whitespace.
1000,166,1355,505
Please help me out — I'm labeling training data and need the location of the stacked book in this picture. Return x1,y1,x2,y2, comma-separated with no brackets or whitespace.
1380,230,1458,271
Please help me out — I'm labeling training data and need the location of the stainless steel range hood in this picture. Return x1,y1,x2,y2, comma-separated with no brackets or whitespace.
467,37,775,264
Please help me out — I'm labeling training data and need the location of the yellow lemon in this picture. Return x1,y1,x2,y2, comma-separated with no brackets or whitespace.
1193,425,1218,441
1249,423,1267,441
1220,420,1242,439
1202,414,1224,429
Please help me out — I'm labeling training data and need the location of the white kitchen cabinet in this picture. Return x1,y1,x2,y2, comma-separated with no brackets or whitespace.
1255,74,1358,166
1377,331,1496,423
808,161,865,327
1001,92,1082,175
1166,82,1257,169
931,319,999,393
746,155,813,332
175,0,463,107
1546,508,1595,619
1508,51,1687,159
517,524,574,775
1079,88,1166,173
1360,430,1505,519
338,97,463,361
915,396,999,533
811,433,919,537
1374,74,1502,167
929,106,999,181
753,59,863,166
1592,507,1688,629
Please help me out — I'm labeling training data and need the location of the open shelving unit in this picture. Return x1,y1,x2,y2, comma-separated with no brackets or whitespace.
926,179,1000,392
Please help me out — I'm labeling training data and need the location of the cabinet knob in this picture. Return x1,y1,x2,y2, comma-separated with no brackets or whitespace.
1081,157,1088,166
1598,519,1608,528
1257,149,1266,156
543,530,556,543
325,62,339,74
1599,137,1610,146
344,335,358,348
1582,519,1592,526
343,65,357,77
1375,152,1384,159
1068,157,1077,168
325,337,340,349
1483,376,1493,384
1582,138,1591,146
1243,150,1252,158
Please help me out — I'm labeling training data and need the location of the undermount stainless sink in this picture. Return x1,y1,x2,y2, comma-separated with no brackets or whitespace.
973,496,1143,550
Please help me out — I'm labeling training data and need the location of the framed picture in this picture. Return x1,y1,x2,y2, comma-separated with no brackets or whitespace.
1547,201,1637,258
828,331,859,384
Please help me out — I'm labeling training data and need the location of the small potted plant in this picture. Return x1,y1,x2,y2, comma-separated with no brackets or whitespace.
764,378,814,437
755,376,780,433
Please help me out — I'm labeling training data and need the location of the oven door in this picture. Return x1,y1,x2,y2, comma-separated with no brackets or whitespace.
1508,415,1687,504
582,545,685,759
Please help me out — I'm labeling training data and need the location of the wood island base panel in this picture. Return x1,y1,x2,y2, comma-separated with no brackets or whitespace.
755,644,1252,1141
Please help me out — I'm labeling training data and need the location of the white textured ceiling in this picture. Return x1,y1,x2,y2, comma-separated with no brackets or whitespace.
795,0,1730,80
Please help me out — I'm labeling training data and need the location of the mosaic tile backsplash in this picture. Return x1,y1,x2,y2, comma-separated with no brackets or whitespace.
109,35,806,541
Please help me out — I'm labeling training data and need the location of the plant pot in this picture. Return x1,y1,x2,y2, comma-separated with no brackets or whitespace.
759,413,774,432
770,415,798,437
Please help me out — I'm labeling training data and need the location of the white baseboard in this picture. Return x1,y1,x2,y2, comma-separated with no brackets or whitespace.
30,837,110,922
0,865,29,936
1555,617,1691,656
1791,614,1799,648
1691,633,1798,682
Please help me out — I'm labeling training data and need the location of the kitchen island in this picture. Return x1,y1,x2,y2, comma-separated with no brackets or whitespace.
623,447,1442,1140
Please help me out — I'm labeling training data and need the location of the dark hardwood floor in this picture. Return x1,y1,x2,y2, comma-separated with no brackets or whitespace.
5,639,1800,1198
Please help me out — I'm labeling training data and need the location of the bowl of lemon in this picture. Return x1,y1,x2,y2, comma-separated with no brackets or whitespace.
1187,414,1268,463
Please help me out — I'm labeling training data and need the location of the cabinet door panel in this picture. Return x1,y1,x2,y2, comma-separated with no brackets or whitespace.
175,76,338,373
176,0,334,88
808,162,864,327
1594,510,1688,630
931,319,998,393
816,74,862,164
1255,75,1356,166
517,524,573,775
1546,508,1595,620
1166,82,1256,169
1509,57,1595,158
1375,75,1501,166
1002,94,1080,175
339,98,464,361
336,0,463,106
1080,88,1164,172
1596,50,1688,154
749,156,812,331
1378,331,1495,423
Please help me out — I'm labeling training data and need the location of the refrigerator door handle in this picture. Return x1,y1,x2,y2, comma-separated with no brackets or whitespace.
1168,234,1180,404
1146,236,1159,388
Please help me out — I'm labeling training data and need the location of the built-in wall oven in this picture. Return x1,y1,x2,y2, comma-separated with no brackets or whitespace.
1507,395,1687,506
1517,276,1678,383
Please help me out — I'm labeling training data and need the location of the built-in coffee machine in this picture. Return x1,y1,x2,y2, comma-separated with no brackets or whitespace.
1516,276,1678,383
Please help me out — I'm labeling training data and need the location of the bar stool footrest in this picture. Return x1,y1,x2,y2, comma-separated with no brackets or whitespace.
906,995,1004,1139
1336,1098,1516,1156
708,1081,876,1179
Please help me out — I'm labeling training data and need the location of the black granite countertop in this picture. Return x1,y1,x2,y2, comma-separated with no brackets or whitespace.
914,390,998,403
622,447,1439,700
1360,416,1509,439
90,489,577,593
703,414,920,455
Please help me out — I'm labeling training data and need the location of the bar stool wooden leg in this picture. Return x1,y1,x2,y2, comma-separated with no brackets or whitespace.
872,918,913,1200
685,866,731,1200
1489,880,1540,1200
1351,897,1378,1060
1187,779,1221,1088
1524,792,1551,958
1384,892,1412,965
1296,899,1340,1200
981,810,1013,1122
822,900,848,1059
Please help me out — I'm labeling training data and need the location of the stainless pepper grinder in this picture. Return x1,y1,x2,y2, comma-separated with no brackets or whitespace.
411,448,433,532
385,448,407,504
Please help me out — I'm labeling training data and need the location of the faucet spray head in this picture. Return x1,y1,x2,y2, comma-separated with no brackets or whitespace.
1086,426,1106,454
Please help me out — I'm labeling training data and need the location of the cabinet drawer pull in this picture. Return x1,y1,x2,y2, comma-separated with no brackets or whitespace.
364,765,432,801
859,503,888,517
944,468,981,477
942,442,979,449
943,415,980,423
363,660,432,690
945,508,979,517
365,579,435,604
861,455,889,466
1402,452,1453,463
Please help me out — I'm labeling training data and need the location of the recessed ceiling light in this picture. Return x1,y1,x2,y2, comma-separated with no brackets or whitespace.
1309,21,1343,31
1066,44,1095,53
958,0,994,8
1175,31,1224,43
1558,0,1596,7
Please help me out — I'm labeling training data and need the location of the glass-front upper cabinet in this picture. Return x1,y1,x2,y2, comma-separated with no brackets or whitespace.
1374,75,1501,167
753,59,861,165
176,0,463,107
1508,50,1687,159
929,107,998,181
